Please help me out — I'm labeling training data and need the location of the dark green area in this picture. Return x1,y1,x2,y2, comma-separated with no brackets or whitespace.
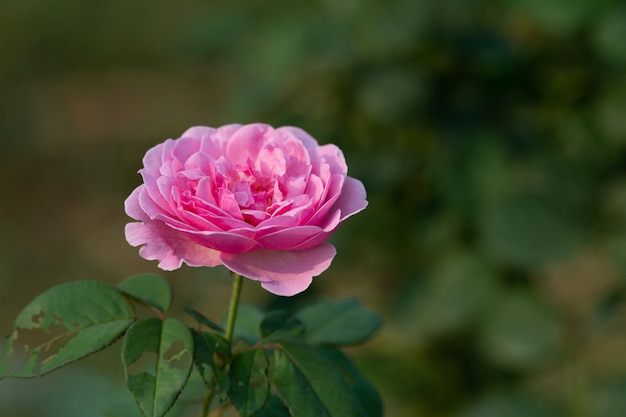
2,0,626,416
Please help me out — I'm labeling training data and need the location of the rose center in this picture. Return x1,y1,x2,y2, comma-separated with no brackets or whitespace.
229,166,278,213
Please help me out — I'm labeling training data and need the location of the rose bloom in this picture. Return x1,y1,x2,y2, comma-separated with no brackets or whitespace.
124,123,367,296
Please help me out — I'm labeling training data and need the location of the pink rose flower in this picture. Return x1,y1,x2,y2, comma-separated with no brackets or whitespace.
124,123,367,296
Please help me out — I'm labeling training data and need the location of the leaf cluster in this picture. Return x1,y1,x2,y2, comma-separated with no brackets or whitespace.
0,274,382,417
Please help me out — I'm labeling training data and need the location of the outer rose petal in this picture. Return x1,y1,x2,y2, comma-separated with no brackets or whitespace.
181,125,216,140
334,176,368,221
256,225,324,250
184,230,262,253
220,244,337,296
125,185,149,221
261,277,313,297
278,126,320,152
125,221,222,270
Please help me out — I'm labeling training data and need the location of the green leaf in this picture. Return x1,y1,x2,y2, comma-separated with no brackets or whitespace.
184,307,225,333
191,329,230,399
260,310,305,342
118,273,172,313
295,298,381,346
122,317,194,417
255,394,291,417
272,341,366,417
318,348,383,417
229,349,269,416
1,280,134,378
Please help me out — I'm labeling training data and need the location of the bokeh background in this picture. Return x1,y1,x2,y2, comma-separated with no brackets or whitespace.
2,0,626,416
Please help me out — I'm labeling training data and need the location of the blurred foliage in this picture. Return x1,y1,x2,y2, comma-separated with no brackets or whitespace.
2,0,626,416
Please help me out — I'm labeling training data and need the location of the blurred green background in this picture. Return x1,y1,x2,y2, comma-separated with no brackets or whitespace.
2,0,626,416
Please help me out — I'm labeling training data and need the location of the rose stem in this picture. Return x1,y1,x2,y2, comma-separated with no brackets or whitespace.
224,272,244,344
200,272,244,417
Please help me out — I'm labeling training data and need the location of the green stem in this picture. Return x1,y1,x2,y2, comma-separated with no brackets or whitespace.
201,391,214,417
224,272,244,344
200,273,244,417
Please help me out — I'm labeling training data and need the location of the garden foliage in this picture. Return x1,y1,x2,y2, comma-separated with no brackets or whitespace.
1,275,381,417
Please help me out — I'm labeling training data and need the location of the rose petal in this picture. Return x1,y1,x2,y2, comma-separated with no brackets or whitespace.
307,174,345,226
257,146,287,177
193,208,251,230
278,126,320,151
141,140,168,177
292,230,334,250
256,225,324,250
125,185,149,221
171,137,202,169
261,277,313,297
304,173,324,204
314,208,342,233
316,144,347,175
335,176,368,221
158,139,178,177
213,124,243,146
141,171,175,214
220,244,337,296
289,211,342,250
279,135,312,177
184,151,213,173
188,231,262,254
181,125,217,140
125,221,222,270
226,123,270,166
139,187,188,226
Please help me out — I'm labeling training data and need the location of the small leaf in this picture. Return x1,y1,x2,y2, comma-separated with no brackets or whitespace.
122,317,193,417
272,342,366,417
1,280,134,378
295,298,381,346
229,349,269,416
318,348,383,417
184,308,225,333
191,329,230,398
118,273,172,313
260,310,305,342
